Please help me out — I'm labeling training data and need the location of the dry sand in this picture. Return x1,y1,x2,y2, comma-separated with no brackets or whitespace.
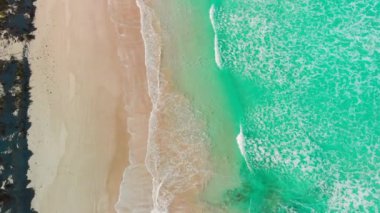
27,0,151,212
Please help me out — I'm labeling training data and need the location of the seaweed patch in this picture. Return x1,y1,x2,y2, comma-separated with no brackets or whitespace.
0,0,36,212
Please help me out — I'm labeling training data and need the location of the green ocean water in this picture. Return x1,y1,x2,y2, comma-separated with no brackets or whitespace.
152,0,379,212
209,0,380,212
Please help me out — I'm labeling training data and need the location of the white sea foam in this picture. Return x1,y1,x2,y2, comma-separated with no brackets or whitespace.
135,0,161,105
328,180,377,211
236,124,252,171
209,4,222,69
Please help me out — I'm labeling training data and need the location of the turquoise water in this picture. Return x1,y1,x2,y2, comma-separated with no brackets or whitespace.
210,0,380,211
147,0,379,211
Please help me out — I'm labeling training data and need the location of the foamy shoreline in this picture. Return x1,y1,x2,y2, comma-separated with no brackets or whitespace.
108,0,154,212
135,1,213,212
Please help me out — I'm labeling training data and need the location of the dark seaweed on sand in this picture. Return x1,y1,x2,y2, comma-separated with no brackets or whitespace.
0,55,36,213
0,0,36,42
0,0,36,212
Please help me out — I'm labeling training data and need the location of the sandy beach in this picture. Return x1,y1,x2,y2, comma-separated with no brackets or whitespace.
27,0,151,212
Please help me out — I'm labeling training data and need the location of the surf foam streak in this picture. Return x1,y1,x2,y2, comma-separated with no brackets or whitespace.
108,0,159,211
209,4,222,69
135,0,163,212
236,124,252,172
135,0,161,105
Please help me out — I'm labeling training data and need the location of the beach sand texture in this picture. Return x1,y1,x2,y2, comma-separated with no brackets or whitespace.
27,0,151,212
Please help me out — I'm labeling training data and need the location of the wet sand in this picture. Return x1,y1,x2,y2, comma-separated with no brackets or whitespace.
27,0,151,212
109,0,154,212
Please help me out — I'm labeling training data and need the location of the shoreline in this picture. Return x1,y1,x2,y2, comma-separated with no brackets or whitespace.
144,1,243,211
108,0,154,212
136,1,218,211
27,0,150,212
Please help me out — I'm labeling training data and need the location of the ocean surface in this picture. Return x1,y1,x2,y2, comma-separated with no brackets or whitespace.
210,0,379,211
129,0,379,212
